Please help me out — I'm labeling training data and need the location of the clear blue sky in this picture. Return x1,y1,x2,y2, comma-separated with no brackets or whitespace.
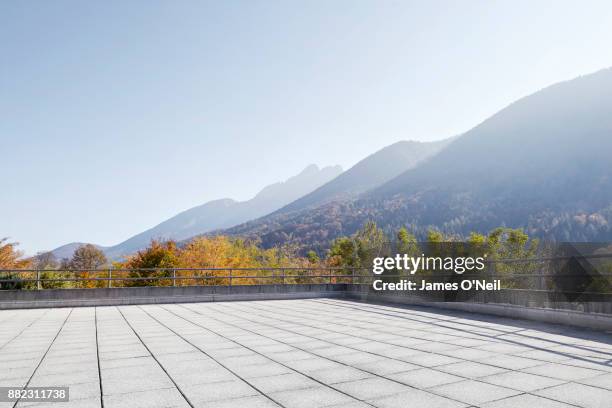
2,1,612,254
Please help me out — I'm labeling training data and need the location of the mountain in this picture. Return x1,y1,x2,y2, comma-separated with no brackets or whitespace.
276,140,449,214
50,242,109,261
368,68,612,239
222,138,451,244
222,68,612,248
99,164,342,259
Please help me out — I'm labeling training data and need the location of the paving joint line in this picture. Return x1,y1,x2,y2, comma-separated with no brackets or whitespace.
115,306,195,408
94,307,104,408
135,305,287,408
254,301,611,389
178,303,472,407
297,300,612,372
11,308,73,408
0,309,50,350
317,298,612,358
209,302,590,406
157,304,379,408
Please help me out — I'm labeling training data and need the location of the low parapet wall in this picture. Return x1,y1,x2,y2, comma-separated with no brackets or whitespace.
347,288,612,332
0,284,348,309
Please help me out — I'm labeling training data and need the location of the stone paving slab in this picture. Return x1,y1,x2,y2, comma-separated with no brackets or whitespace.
0,299,611,408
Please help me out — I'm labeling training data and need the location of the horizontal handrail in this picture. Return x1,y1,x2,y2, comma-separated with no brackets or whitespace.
1,271,610,283
2,270,612,277
0,267,367,273
2,252,611,274
0,274,357,283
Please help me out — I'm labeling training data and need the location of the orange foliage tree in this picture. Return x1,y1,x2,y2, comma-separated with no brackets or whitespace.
0,238,33,289
113,236,316,287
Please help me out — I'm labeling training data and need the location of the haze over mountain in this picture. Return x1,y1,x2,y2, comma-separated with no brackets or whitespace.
53,164,341,260
276,140,450,214
222,68,612,248
51,68,612,259
222,138,451,243
369,67,612,239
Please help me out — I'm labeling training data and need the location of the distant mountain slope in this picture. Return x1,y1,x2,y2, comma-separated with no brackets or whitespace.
100,164,342,259
376,68,612,199
51,242,108,261
222,68,612,248
367,67,612,239
277,140,449,214
222,138,450,243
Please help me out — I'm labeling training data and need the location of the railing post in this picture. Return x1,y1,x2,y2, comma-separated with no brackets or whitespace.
229,269,232,287
108,267,112,288
329,268,332,284
282,269,285,285
36,269,41,290
487,260,496,303
172,269,176,287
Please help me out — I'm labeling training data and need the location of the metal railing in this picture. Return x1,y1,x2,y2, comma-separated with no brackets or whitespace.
1,253,612,289
1,253,611,314
0,267,371,289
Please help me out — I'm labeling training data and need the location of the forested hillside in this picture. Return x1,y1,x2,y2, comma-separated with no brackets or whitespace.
221,68,612,250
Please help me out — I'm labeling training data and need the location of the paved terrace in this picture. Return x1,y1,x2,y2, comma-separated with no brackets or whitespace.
1,299,611,408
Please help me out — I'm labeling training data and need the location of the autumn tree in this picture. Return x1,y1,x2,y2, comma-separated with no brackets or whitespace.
124,240,179,286
0,238,31,269
69,244,107,270
67,244,108,288
178,237,303,285
33,251,67,289
0,238,32,290
33,251,58,270
180,236,249,269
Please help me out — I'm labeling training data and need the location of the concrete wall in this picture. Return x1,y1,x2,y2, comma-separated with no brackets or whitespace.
0,284,348,309
347,289,612,332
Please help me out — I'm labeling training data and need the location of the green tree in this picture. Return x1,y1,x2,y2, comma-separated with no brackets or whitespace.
306,250,320,264
326,221,387,284
354,221,387,267
487,227,538,260
485,228,539,288
396,227,419,256
467,232,487,246
426,229,445,243
327,237,359,268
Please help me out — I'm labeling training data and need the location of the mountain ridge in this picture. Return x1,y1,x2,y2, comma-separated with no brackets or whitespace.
275,139,450,215
219,68,612,248
52,164,342,260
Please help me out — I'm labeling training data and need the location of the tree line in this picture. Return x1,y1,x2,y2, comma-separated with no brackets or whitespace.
6,223,612,293
1,223,544,290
